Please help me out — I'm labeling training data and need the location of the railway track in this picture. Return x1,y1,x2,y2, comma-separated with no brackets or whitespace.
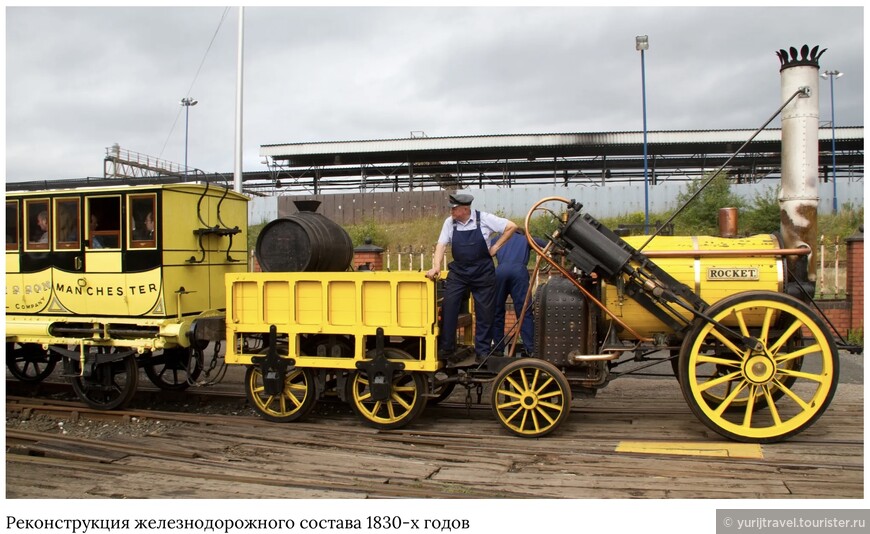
6,376,864,499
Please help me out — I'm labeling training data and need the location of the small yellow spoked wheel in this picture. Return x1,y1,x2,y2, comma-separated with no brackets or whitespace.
347,348,427,430
679,291,838,443
491,358,572,438
245,365,317,423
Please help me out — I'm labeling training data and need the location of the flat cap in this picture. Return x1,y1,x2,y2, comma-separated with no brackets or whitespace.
448,193,474,207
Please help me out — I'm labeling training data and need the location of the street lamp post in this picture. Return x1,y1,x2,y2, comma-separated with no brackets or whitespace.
636,35,650,233
180,97,198,175
820,70,843,214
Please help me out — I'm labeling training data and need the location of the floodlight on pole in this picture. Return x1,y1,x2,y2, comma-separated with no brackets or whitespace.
636,35,650,233
181,97,198,175
820,70,843,214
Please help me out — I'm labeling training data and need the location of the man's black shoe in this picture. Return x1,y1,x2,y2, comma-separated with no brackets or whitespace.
437,348,456,361
439,347,474,366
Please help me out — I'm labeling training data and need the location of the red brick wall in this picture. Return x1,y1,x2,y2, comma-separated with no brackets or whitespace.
353,251,384,271
846,237,863,331
815,300,851,336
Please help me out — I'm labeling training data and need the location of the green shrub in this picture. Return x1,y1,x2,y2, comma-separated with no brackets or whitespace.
742,185,781,235
673,172,746,235
344,219,390,248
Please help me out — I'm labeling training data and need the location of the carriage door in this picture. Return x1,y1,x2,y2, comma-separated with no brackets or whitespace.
84,195,122,273
53,197,83,272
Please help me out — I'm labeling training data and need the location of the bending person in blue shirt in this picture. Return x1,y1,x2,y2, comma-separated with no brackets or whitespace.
488,229,546,357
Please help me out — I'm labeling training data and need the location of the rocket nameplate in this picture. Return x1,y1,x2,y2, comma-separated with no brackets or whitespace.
706,267,760,281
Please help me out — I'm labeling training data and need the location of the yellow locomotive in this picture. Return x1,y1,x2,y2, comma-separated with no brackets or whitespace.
5,182,248,409
224,198,839,443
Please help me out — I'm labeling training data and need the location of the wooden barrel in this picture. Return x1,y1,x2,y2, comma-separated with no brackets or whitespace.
255,203,353,272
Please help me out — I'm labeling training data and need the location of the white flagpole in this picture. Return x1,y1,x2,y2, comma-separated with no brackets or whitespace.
233,6,245,193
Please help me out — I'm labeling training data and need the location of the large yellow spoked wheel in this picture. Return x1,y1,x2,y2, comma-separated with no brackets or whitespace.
347,348,427,430
491,358,572,438
245,365,317,423
679,291,838,443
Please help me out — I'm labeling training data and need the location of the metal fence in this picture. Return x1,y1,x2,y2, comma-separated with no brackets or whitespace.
380,235,850,300
817,235,847,299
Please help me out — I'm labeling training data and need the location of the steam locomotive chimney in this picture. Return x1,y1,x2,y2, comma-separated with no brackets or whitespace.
776,45,824,284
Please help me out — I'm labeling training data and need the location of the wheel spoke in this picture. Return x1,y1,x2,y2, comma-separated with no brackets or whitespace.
537,401,563,412
776,343,821,364
735,309,750,337
537,389,563,401
708,327,745,357
779,368,827,383
534,375,555,394
712,380,749,416
742,385,757,427
769,318,804,354
697,370,742,393
497,388,523,400
520,370,530,391
286,390,303,408
391,392,412,410
530,410,541,432
762,386,783,425
286,382,307,392
504,405,523,423
771,377,812,412
505,375,525,394
497,399,522,410
697,354,743,367
759,307,775,346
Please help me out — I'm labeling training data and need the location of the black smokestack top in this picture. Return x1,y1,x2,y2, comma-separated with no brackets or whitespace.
776,44,826,71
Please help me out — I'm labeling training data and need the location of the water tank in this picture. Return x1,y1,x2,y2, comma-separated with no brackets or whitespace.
255,201,353,272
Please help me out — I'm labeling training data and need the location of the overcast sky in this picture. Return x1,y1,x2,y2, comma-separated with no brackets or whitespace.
4,5,865,183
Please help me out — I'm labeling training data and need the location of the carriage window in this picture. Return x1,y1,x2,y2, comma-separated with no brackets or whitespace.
25,199,50,250
55,198,81,249
6,201,18,251
129,194,157,248
86,196,121,249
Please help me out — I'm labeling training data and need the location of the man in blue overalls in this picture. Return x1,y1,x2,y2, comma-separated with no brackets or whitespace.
488,229,546,357
426,193,517,362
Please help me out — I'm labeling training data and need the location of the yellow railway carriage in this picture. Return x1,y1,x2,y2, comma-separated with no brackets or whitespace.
5,182,248,409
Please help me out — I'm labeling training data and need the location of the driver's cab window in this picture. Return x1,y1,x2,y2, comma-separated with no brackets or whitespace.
86,196,121,249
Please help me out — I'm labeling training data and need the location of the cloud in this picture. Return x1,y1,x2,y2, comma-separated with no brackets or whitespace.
5,6,864,182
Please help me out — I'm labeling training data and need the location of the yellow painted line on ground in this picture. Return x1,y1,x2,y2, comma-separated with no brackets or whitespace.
615,441,764,459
